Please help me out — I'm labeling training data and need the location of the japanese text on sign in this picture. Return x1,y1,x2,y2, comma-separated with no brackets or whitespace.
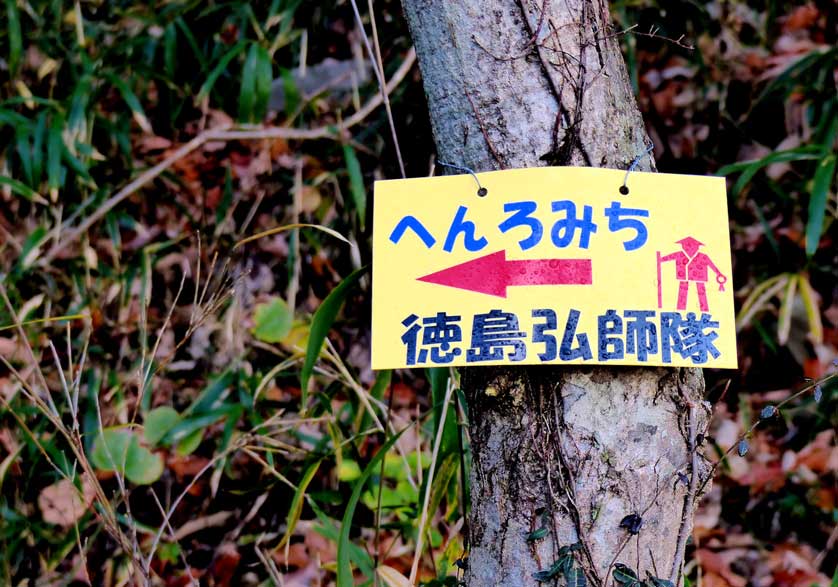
372,167,737,369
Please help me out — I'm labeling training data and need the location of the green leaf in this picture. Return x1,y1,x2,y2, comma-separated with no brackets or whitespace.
736,273,789,332
197,41,247,103
30,112,46,186
279,67,300,115
185,370,235,416
342,144,367,230
526,527,548,542
19,225,48,269
337,459,361,482
163,23,177,80
90,428,163,485
238,43,272,123
279,459,322,548
567,567,587,587
310,500,375,578
337,428,406,587
60,140,94,186
175,428,204,456
613,564,639,585
15,132,32,185
5,0,22,75
164,406,234,446
421,452,459,537
428,367,458,464
0,176,45,203
175,17,208,74
104,73,153,134
252,297,293,343
143,406,180,446
647,575,675,587
300,266,368,408
532,558,565,582
157,542,182,565
47,116,64,199
805,154,836,257
717,146,823,197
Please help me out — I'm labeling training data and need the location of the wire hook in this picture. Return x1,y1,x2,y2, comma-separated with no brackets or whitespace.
437,161,488,197
620,144,655,195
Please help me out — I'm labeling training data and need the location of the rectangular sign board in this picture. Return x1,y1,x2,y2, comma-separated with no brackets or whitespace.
372,167,737,370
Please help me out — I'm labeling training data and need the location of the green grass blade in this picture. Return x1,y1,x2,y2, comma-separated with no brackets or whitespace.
796,273,823,344
196,41,247,103
0,176,45,204
736,274,788,332
342,144,366,230
105,73,153,134
428,368,457,463
717,146,823,198
163,22,177,80
175,17,208,73
337,428,406,587
805,153,836,257
238,43,272,122
300,266,368,409
47,115,63,200
185,369,236,416
5,0,22,75
776,273,797,346
278,459,322,549
310,500,374,577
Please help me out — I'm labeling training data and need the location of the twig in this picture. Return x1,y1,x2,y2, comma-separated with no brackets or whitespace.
463,87,506,169
669,403,698,585
551,390,602,586
322,340,417,490
359,0,406,177
286,161,303,310
604,534,633,587
633,26,694,50
144,447,235,575
39,48,416,264
149,492,201,587
598,24,694,50
697,372,836,496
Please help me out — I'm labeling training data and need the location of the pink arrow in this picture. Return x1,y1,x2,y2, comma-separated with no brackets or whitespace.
417,250,593,298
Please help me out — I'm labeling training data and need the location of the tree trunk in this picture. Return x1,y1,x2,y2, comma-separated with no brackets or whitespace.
400,2,712,586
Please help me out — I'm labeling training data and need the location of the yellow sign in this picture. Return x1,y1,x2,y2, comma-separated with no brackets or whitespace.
372,167,737,370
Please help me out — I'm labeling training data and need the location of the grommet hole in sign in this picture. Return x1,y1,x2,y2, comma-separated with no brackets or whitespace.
437,161,488,197
620,144,655,195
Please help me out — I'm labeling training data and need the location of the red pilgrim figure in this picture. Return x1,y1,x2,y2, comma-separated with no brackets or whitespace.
657,237,727,312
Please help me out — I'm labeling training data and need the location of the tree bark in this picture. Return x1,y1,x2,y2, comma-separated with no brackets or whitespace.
400,1,712,586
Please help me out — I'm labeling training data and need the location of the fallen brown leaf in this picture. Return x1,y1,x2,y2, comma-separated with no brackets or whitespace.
38,475,96,527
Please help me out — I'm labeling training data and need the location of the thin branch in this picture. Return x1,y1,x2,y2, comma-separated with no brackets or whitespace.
669,404,698,585
144,448,235,574
697,372,836,496
598,23,694,50
463,87,506,169
360,0,406,177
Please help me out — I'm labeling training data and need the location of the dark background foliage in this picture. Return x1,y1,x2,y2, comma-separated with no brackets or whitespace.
0,1,835,586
